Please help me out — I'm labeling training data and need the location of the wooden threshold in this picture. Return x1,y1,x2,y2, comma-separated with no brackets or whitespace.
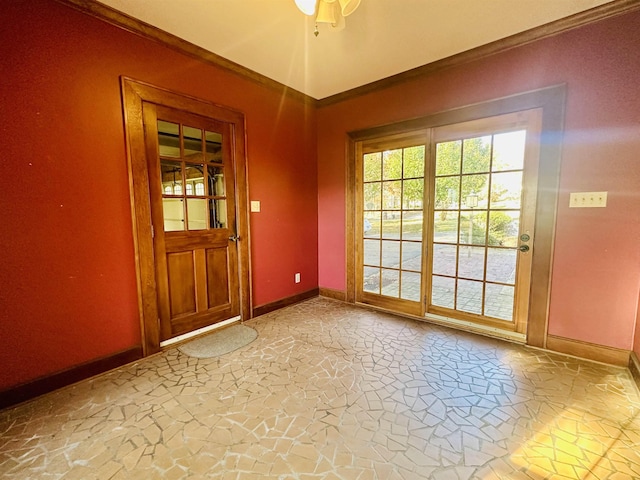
252,288,319,318
0,346,143,411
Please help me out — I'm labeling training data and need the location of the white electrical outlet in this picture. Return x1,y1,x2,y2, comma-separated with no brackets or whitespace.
569,191,607,208
295,273,301,283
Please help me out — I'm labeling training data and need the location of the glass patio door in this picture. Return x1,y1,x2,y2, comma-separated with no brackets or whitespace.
356,133,428,316
427,110,542,333
355,109,542,335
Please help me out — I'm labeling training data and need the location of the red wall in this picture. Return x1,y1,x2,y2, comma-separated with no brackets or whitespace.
0,0,317,390
317,9,640,350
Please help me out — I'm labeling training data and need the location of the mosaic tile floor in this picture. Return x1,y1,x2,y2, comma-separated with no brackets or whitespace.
1,297,639,479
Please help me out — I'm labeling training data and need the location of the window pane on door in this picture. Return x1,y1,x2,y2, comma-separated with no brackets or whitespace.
401,271,421,301
432,276,455,308
158,121,180,157
163,198,184,231
462,136,491,173
457,279,483,314
183,126,203,161
161,160,183,195
432,244,457,277
485,283,515,320
187,198,207,230
435,141,461,176
363,266,380,293
205,130,223,164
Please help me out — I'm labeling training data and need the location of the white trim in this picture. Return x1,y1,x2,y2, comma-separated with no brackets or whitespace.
159,316,242,348
423,313,526,344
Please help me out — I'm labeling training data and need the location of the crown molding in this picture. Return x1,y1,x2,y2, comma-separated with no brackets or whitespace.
55,0,318,106
317,0,640,107
53,0,640,108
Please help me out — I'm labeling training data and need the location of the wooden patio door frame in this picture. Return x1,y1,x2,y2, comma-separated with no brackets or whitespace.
121,77,252,356
346,85,566,348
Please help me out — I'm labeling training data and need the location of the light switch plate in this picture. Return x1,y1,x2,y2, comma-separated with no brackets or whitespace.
569,191,607,208
250,200,261,212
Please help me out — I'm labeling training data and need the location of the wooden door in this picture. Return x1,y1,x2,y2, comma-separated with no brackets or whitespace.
355,133,429,317
427,109,542,334
143,103,240,341
355,109,543,336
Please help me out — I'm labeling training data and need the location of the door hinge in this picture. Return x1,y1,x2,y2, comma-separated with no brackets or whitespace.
151,224,155,238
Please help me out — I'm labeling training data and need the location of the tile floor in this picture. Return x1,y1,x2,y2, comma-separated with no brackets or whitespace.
1,297,639,479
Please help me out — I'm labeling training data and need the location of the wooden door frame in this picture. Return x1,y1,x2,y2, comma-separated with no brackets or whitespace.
346,84,566,348
121,77,252,356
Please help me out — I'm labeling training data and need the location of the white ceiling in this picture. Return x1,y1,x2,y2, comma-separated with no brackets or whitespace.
97,0,613,99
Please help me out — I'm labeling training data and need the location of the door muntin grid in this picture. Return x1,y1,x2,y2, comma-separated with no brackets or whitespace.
362,145,425,301
431,130,527,321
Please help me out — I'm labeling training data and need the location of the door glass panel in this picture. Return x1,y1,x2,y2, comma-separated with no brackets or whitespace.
364,183,381,211
432,244,457,276
403,146,425,178
490,172,523,209
401,271,421,301
430,119,534,324
381,215,401,239
381,240,400,268
361,142,425,303
492,130,526,171
363,239,380,266
458,247,485,281
163,198,184,231
432,276,455,308
433,211,458,243
382,149,402,180
486,248,516,284
381,269,399,297
489,211,519,247
364,152,382,182
382,181,402,209
364,211,381,239
187,198,207,230
185,165,204,196
461,174,489,209
161,160,183,196
157,121,180,157
435,141,461,176
183,126,203,161
363,266,380,293
402,179,423,209
434,177,460,210
485,283,514,320
459,211,487,246
205,131,223,163
401,241,422,271
401,211,422,240
462,136,491,173
457,279,483,314
211,199,227,229
208,166,225,196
